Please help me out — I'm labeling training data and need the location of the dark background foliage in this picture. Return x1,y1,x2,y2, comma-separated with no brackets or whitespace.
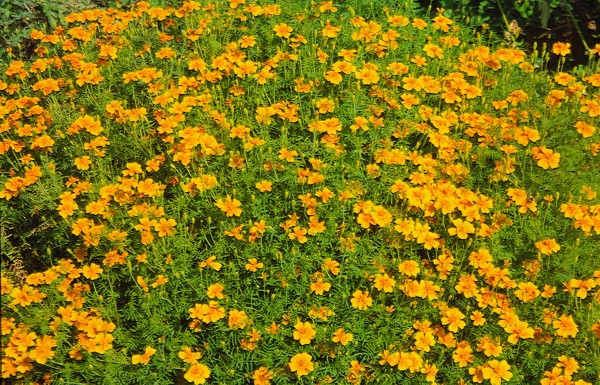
416,0,600,69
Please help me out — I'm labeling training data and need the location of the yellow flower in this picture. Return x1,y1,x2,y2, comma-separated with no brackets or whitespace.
373,273,395,293
216,195,242,217
82,263,103,280
481,360,513,385
552,42,571,56
332,327,353,346
252,366,274,385
535,238,560,255
206,283,225,299
273,23,293,38
293,321,316,345
441,307,466,332
532,147,560,169
228,309,248,330
74,156,92,170
310,278,331,295
184,363,211,384
255,180,273,192
132,346,156,365
553,314,578,338
178,347,201,364
289,353,314,377
350,290,372,310
355,65,379,85
245,258,264,272
447,218,475,239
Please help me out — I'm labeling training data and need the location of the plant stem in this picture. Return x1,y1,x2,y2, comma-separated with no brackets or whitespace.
562,0,590,53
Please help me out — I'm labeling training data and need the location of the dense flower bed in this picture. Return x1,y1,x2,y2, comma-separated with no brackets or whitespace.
1,0,599,384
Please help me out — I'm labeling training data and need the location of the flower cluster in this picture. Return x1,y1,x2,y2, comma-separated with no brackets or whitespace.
1,0,598,384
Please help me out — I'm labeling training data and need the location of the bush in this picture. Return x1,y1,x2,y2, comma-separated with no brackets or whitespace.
1,1,599,384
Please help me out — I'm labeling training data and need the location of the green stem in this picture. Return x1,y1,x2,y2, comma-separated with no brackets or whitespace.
562,1,590,53
494,0,515,44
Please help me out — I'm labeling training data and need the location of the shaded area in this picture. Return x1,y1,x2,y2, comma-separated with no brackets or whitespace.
417,0,600,69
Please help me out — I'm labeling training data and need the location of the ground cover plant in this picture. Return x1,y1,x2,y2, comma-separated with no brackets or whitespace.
1,0,599,384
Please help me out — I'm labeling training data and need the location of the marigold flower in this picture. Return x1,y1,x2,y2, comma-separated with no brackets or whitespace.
332,327,353,345
355,66,380,85
373,273,396,292
535,238,560,255
441,307,466,332
252,366,274,385
184,363,211,384
228,309,248,330
178,347,201,364
245,258,264,272
293,321,316,345
216,195,243,217
532,146,560,169
255,180,272,192
82,263,103,280
289,353,314,377
273,23,293,38
350,290,372,310
553,314,578,338
552,42,571,56
448,218,475,239
310,278,331,295
207,283,225,299
132,346,156,365
481,360,513,385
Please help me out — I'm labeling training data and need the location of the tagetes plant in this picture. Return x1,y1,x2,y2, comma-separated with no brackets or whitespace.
1,0,599,384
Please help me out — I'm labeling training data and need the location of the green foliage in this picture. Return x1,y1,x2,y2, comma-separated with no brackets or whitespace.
1,0,599,384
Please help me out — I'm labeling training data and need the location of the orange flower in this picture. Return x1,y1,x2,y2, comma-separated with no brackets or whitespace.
288,226,308,243
32,78,60,95
29,335,57,364
82,263,103,280
398,260,420,277
289,353,314,377
552,42,571,56
452,342,473,367
74,156,92,170
273,23,293,38
553,314,578,338
470,311,486,326
255,180,272,192
355,65,379,85
532,146,560,169
293,321,316,345
245,258,264,272
332,327,353,346
154,218,177,237
373,273,396,292
228,309,248,330
325,70,343,84
423,43,444,59
514,281,540,303
178,347,201,364
184,363,211,384
310,278,331,295
206,283,225,300
252,366,274,385
535,238,560,255
481,360,513,385
441,307,466,332
321,22,341,38
350,290,372,310
216,195,242,217
132,346,156,365
448,218,475,239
